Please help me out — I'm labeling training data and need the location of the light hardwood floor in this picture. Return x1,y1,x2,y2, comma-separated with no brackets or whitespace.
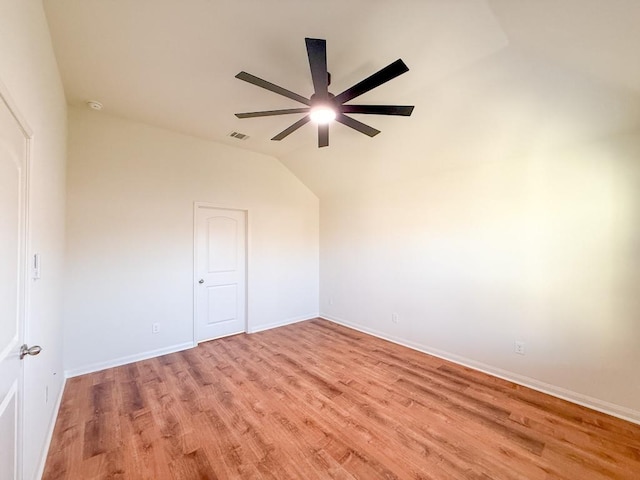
43,319,640,479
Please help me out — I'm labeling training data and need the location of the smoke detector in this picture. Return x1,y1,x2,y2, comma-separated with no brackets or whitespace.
86,101,103,111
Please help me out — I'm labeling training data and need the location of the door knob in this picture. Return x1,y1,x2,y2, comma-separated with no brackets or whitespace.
198,279,204,284
20,344,42,360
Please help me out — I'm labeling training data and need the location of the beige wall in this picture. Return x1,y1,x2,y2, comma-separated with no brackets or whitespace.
0,0,68,478
65,107,319,374
320,133,640,422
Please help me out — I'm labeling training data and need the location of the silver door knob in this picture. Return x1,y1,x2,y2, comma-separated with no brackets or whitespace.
198,279,204,284
20,344,42,360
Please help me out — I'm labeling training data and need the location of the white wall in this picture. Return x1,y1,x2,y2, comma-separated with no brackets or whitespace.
0,0,67,478
320,133,640,423
65,107,319,375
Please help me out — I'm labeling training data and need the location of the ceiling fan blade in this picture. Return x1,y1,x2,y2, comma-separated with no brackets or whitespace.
335,113,380,137
236,108,310,118
236,71,310,106
341,105,414,116
318,124,329,148
305,38,328,98
271,116,311,141
334,59,409,104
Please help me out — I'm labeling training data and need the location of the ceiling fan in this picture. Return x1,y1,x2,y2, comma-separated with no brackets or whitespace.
234,38,414,148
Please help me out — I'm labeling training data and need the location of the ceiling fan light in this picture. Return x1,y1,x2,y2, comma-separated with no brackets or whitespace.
309,106,336,124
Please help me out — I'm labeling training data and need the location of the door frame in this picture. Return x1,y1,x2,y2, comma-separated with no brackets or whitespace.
0,77,33,480
192,202,249,345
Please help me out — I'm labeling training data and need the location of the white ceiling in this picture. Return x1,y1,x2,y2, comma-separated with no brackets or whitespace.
43,0,640,197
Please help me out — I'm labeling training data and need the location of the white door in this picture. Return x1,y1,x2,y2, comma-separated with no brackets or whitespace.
0,92,29,480
195,206,247,342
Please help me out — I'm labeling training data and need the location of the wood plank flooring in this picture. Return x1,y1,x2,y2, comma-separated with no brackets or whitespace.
43,319,640,479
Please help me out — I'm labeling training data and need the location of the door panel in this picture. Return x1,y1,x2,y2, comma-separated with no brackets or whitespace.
0,148,19,355
0,384,17,480
207,284,238,324
207,217,238,272
0,93,28,480
196,207,246,342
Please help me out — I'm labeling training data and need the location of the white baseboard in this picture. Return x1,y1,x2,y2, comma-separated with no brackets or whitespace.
34,376,67,480
64,342,195,378
64,313,320,378
321,313,640,426
247,313,319,334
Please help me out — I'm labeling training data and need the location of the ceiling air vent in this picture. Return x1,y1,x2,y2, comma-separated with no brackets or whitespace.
229,131,249,140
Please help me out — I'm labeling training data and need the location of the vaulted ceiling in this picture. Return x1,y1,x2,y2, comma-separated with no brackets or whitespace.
44,0,640,197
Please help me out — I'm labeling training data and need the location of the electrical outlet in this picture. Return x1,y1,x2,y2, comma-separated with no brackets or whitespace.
152,323,160,334
515,341,525,355
391,313,399,324
329,297,334,305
